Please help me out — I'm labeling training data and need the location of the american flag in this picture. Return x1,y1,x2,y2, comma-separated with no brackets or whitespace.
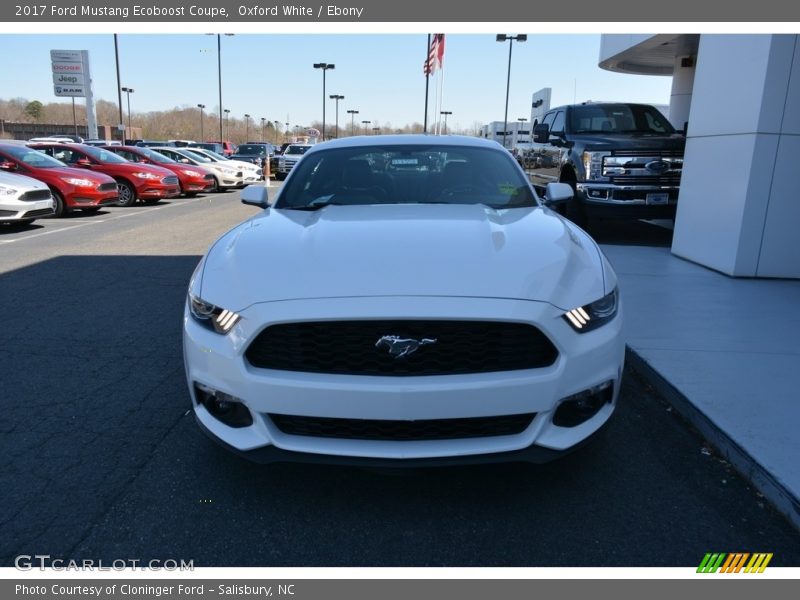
423,34,445,76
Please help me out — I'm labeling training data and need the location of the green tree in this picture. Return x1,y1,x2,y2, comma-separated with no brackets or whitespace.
24,100,44,121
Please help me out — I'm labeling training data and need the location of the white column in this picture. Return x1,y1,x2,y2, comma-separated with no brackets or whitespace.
668,55,695,131
672,34,800,278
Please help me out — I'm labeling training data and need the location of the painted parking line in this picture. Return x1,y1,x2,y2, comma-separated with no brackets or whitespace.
0,195,225,244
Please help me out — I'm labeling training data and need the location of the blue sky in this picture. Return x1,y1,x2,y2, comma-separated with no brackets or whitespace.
0,34,672,130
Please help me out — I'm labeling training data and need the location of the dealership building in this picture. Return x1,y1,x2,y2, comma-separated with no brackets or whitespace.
599,34,799,279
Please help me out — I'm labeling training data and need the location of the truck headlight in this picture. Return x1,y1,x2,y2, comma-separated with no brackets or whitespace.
582,151,610,181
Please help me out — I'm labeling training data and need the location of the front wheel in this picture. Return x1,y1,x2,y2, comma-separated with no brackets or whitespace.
562,181,588,228
116,180,137,207
275,173,286,181
50,189,66,217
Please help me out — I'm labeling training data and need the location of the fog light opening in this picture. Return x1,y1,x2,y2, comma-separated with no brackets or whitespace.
553,380,614,427
193,383,253,428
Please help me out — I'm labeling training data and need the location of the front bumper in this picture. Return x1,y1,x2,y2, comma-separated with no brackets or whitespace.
137,183,181,200
183,296,625,463
0,197,54,221
576,183,679,219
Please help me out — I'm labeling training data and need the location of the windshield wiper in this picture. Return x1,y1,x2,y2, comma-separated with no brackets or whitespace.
283,195,346,211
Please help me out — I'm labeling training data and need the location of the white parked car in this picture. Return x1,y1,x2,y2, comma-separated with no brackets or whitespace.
0,171,55,225
183,136,625,464
151,147,244,191
185,147,262,184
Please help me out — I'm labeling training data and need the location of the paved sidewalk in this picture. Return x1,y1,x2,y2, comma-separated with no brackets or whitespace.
601,244,800,529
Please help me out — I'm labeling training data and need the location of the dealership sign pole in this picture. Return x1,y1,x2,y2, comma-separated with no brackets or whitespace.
51,49,97,139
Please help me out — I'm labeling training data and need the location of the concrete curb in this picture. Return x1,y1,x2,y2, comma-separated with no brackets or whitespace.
625,347,800,532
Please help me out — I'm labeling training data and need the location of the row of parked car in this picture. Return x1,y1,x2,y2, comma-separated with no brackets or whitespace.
0,139,267,225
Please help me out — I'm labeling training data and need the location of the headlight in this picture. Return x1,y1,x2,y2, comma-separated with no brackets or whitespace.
563,288,618,332
189,293,240,334
0,184,18,196
132,171,161,180
60,177,94,187
581,151,610,181
182,170,202,177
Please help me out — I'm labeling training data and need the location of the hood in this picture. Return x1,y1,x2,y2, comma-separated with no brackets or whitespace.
200,204,606,312
100,162,174,177
577,133,685,152
41,166,116,184
0,170,49,190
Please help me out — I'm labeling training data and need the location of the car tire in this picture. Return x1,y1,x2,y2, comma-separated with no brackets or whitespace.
275,173,286,181
115,180,137,207
50,189,66,217
212,176,221,192
562,181,588,228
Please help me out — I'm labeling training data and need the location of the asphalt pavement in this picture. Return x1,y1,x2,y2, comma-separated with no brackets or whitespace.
1,194,798,567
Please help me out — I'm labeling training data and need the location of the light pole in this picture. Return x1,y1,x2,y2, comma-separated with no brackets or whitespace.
440,110,452,135
260,118,266,142
197,104,206,140
273,120,280,144
208,33,234,143
372,127,380,135
121,87,134,139
223,109,230,140
347,109,359,136
329,94,344,139
361,120,371,135
313,63,335,140
244,114,251,141
496,34,527,148
517,117,527,146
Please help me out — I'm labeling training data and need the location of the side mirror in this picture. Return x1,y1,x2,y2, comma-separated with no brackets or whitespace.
0,160,16,171
76,158,92,168
241,184,270,209
533,124,550,144
543,182,573,206
180,158,191,164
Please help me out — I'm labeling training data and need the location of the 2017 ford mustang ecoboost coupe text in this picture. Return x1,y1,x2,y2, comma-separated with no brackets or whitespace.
183,135,625,464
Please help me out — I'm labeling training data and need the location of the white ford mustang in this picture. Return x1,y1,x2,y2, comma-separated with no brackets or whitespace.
183,135,625,465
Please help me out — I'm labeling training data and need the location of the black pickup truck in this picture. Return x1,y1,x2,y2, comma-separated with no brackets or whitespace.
529,102,685,227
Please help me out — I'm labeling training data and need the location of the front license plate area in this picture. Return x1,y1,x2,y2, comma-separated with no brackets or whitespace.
646,192,669,205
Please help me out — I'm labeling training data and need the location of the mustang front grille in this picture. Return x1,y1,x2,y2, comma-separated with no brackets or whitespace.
269,413,536,441
245,320,558,375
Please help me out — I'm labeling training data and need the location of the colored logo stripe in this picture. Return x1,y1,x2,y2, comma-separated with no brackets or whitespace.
697,553,773,573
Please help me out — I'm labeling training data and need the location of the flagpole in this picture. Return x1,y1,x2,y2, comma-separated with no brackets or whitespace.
438,55,446,135
423,33,430,134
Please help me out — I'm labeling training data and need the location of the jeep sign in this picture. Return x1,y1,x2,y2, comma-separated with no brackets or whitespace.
53,72,85,86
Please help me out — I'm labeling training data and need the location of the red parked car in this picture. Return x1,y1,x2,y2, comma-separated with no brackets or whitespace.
29,143,180,207
0,143,118,217
101,145,215,197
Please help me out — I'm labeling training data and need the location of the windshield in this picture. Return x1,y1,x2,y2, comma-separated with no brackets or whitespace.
191,148,227,161
81,145,129,163
570,104,675,134
236,144,267,156
285,145,311,156
0,145,66,168
276,144,536,210
137,147,175,164
178,149,212,163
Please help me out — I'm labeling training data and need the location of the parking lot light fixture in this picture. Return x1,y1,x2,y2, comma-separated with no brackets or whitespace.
244,114,251,142
121,87,134,138
372,127,380,135
329,94,344,139
273,120,280,144
197,104,206,140
496,34,527,148
206,33,234,144
440,110,452,135
223,109,231,140
361,120,371,136
260,117,266,142
347,109,359,136
313,63,335,140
